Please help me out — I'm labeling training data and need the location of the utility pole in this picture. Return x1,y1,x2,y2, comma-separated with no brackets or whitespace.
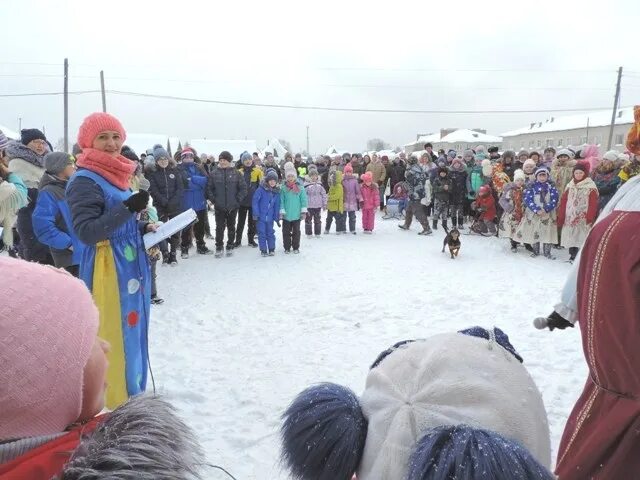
607,66,623,150
18,117,22,132
63,58,69,152
306,126,309,155
100,70,107,112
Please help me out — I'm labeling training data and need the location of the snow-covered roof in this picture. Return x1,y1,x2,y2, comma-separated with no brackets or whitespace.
188,139,257,161
376,149,397,159
325,145,351,157
439,129,502,144
501,107,634,137
263,138,289,158
0,124,20,140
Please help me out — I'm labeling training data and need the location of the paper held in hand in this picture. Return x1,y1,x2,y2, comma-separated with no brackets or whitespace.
143,208,198,249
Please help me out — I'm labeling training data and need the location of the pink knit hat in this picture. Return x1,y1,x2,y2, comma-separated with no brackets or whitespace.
362,171,373,183
0,258,99,440
77,112,126,149
344,163,353,174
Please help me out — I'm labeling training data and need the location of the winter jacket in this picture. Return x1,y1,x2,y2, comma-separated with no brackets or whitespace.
5,142,47,188
432,175,452,202
237,164,264,208
466,165,486,200
147,166,184,217
342,174,362,211
524,181,559,214
360,182,379,210
304,180,327,209
280,179,308,221
592,166,621,211
448,166,468,205
388,162,406,191
499,183,524,218
178,162,208,212
327,170,344,213
474,193,497,222
32,173,84,268
16,189,54,264
65,173,145,246
207,166,248,211
366,161,387,186
0,395,203,480
405,163,428,201
294,161,308,178
252,181,281,223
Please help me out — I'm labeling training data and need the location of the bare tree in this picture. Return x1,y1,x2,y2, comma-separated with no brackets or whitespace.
366,138,390,151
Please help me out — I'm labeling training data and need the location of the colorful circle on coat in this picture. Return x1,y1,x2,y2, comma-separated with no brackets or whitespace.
127,311,139,327
127,278,140,294
124,245,136,262
169,174,175,179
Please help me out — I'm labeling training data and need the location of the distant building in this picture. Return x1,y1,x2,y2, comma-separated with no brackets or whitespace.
500,108,633,153
404,128,502,154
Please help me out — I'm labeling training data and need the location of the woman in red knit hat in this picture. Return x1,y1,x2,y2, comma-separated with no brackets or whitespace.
66,112,155,410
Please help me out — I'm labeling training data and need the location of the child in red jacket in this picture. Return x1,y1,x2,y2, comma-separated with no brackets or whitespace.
473,185,497,235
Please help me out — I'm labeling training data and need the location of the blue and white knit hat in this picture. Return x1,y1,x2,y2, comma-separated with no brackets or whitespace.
281,327,552,480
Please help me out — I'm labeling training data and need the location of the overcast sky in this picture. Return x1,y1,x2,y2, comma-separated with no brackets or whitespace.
1,0,639,154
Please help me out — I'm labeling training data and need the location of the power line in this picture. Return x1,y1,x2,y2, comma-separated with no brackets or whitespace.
0,90,100,97
107,90,614,114
0,74,618,91
316,67,617,73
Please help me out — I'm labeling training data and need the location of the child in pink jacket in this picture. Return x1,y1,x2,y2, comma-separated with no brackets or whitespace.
342,163,362,234
360,172,378,233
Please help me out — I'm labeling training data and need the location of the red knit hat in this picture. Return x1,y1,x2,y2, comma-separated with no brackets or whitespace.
77,112,126,149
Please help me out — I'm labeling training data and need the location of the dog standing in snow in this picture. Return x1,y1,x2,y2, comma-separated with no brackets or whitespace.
442,226,461,259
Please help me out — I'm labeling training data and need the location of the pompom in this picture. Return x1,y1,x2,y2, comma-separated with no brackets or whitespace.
407,425,554,480
281,383,367,480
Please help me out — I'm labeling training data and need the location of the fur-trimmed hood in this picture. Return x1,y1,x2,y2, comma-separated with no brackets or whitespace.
61,395,203,479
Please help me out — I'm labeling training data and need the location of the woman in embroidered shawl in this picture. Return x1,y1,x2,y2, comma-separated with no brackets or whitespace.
67,112,154,409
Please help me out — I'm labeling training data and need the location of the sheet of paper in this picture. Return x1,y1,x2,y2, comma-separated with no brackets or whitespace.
143,208,197,249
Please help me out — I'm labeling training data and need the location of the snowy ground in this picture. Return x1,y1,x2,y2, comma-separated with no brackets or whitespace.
149,211,588,480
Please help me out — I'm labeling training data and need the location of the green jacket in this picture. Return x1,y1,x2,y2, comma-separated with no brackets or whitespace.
280,179,308,221
327,170,344,213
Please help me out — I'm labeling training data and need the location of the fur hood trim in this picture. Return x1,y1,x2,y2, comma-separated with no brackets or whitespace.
61,395,203,479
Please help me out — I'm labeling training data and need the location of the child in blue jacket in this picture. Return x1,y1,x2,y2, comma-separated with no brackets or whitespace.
178,147,211,257
32,152,84,276
252,169,281,257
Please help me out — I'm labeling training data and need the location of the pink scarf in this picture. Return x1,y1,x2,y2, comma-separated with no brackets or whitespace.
77,148,137,190
285,180,300,194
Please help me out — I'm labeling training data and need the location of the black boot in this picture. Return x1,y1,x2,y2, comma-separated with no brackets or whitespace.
168,251,178,266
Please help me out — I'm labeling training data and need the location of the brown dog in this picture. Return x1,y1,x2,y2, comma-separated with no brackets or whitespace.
442,227,461,259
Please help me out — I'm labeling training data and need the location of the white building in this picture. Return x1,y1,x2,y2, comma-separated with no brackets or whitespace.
500,108,633,153
126,133,182,157
405,129,502,154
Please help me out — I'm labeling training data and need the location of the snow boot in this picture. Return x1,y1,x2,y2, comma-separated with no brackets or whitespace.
418,227,433,235
248,240,258,248
233,239,241,248
293,249,300,254
214,248,223,258
268,250,275,256
162,252,170,266
197,245,212,255
261,250,268,257
543,244,556,260
398,224,409,230
181,247,189,259
225,247,234,257
530,243,540,258
284,250,291,254
169,251,178,266
151,295,164,305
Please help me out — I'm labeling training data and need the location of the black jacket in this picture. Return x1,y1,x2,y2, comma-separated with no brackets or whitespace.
449,168,468,205
147,166,185,217
389,162,407,191
207,166,247,211
16,189,54,265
